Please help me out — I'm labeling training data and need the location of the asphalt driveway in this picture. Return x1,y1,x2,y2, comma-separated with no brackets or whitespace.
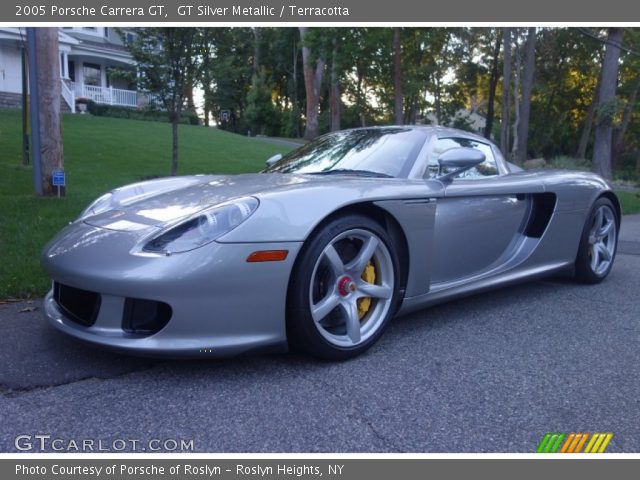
1,215,638,453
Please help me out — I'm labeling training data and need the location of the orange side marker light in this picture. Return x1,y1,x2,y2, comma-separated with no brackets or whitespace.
246,250,289,262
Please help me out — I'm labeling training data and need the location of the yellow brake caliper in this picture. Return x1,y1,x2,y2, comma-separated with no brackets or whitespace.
358,261,376,319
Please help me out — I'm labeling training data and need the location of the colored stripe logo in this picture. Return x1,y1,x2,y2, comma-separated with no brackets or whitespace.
537,433,613,453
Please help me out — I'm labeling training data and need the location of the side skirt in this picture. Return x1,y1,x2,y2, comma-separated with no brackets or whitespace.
397,261,572,316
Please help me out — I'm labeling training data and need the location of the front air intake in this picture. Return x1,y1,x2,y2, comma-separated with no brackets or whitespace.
122,298,172,335
53,282,101,327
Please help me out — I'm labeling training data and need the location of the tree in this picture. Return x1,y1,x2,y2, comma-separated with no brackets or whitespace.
299,27,325,139
393,27,403,124
613,30,640,165
500,28,512,155
592,28,624,179
516,27,537,164
511,32,522,160
329,37,341,131
576,80,599,159
124,28,200,175
484,29,501,139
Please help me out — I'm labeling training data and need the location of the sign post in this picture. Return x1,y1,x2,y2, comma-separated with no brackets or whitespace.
52,169,65,198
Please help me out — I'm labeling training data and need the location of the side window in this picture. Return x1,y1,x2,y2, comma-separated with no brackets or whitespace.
426,137,499,179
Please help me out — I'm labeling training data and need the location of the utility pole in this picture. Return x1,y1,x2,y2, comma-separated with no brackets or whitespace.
27,27,64,197
21,46,29,166
27,28,42,196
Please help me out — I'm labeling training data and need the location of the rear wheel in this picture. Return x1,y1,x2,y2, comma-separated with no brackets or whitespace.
287,215,400,360
575,197,619,283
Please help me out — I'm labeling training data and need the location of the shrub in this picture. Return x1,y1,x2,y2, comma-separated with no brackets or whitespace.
82,103,199,125
547,156,591,171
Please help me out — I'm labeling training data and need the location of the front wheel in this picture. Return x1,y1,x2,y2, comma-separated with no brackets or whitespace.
574,197,619,283
287,215,401,360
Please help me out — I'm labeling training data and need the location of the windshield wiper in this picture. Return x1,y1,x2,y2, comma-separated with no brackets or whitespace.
310,169,393,178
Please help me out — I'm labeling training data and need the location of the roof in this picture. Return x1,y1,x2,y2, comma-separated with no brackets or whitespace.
0,27,79,47
63,31,128,53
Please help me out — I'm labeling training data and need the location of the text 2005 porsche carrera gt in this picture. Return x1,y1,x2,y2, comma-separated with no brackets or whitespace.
42,126,619,359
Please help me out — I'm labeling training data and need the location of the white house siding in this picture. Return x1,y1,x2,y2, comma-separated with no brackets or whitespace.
0,27,138,109
0,43,23,94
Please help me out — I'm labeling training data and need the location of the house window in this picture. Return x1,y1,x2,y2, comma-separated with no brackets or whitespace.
83,27,97,32
83,63,101,86
104,27,109,38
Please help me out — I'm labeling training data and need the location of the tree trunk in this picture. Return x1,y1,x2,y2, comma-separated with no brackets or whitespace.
485,30,501,139
36,28,64,196
203,105,210,127
185,83,195,112
511,39,521,161
500,28,512,155
592,27,624,180
171,108,179,176
329,39,341,132
356,69,365,126
516,27,536,164
292,38,300,138
613,73,640,165
577,80,599,159
252,28,260,76
434,74,442,125
299,27,325,140
393,27,403,125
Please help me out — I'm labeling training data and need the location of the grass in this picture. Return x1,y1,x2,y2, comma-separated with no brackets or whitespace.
0,108,290,299
617,191,640,216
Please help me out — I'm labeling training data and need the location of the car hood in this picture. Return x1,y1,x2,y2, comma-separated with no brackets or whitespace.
82,173,389,232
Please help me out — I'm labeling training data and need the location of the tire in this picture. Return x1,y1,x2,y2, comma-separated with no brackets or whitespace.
287,214,401,360
574,197,619,284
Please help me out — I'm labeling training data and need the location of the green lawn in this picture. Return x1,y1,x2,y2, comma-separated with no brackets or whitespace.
617,190,640,216
0,109,288,299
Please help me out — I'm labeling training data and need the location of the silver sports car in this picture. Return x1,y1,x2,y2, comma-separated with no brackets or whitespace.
41,126,620,360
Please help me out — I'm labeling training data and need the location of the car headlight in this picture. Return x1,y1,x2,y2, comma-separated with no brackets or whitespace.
142,197,259,254
78,192,114,220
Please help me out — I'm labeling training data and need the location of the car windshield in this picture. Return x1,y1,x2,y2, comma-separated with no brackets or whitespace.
263,127,428,178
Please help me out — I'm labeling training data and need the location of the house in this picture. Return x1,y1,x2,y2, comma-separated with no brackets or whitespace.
0,27,139,113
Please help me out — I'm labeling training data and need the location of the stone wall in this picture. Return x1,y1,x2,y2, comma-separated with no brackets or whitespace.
0,91,72,113
0,91,22,109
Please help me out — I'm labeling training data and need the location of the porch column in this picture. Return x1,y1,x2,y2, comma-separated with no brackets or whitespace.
62,52,69,79
101,65,107,88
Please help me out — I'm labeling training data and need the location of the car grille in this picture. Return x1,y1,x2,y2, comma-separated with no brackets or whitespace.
53,282,101,327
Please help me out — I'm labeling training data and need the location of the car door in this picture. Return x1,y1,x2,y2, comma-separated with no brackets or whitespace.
428,137,543,285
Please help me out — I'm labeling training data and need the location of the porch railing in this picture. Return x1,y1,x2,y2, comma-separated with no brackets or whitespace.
71,82,138,108
60,80,75,113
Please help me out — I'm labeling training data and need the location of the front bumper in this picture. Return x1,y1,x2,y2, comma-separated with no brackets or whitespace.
42,227,302,357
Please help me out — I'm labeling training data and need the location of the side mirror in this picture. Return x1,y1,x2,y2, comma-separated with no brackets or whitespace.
437,147,485,182
265,153,283,167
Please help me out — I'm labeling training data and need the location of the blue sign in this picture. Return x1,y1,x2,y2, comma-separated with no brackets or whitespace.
52,170,65,187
